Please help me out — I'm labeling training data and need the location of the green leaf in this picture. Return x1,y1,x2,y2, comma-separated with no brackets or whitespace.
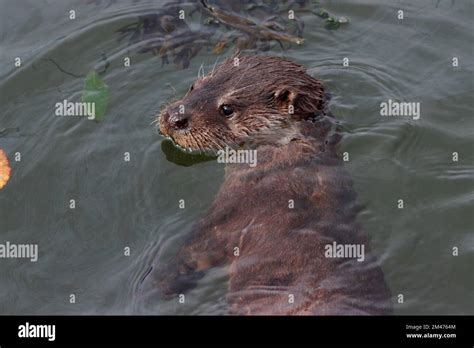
82,70,109,121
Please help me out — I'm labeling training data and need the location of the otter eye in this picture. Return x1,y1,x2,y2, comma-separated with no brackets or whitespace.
189,84,194,92
220,104,234,117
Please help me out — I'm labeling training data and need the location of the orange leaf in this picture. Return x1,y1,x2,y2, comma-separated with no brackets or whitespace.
0,149,11,189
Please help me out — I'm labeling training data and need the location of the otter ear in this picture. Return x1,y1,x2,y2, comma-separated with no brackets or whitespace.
274,87,297,105
274,85,325,119
273,86,298,115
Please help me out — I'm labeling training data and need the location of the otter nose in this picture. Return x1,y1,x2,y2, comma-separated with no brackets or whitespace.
168,113,189,130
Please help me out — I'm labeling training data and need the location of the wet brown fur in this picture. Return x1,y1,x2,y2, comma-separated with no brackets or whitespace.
154,55,393,315
159,55,326,152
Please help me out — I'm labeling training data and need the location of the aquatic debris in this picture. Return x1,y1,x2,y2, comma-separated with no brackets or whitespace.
315,9,350,30
0,149,11,189
82,71,109,122
110,0,349,68
116,12,189,45
201,0,305,47
137,29,209,68
338,16,350,24
116,7,207,69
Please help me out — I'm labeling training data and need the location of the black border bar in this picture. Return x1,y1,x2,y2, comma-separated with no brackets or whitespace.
0,315,472,346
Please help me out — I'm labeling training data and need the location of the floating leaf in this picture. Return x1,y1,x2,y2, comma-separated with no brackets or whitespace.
0,149,11,189
161,139,215,167
82,70,109,121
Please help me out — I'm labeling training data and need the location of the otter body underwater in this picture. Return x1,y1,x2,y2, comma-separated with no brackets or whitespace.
153,55,393,315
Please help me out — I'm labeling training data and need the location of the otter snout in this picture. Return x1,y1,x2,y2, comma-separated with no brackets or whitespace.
160,109,189,136
168,112,189,130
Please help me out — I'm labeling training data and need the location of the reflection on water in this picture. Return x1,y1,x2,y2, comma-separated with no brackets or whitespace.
0,0,472,315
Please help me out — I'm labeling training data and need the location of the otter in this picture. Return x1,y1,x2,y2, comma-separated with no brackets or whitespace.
154,54,393,315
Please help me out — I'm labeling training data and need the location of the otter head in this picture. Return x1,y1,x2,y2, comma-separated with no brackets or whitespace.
159,55,326,153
